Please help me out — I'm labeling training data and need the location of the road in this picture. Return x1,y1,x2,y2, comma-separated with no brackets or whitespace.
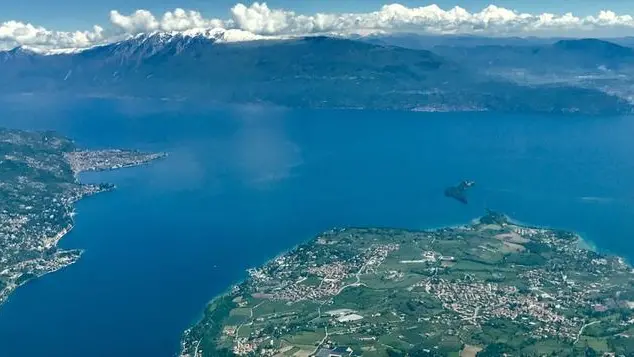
574,321,600,345
311,326,329,355
335,261,367,295
193,337,202,357
235,301,265,337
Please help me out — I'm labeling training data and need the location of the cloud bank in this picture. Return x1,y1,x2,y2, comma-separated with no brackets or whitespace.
0,21,105,52
3,2,634,51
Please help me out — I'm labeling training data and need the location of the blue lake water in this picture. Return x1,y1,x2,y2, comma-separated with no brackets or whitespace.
0,98,633,356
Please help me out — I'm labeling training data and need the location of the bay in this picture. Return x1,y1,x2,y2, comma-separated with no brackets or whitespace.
0,98,633,356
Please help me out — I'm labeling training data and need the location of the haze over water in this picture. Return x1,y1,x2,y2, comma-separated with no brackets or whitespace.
0,98,633,357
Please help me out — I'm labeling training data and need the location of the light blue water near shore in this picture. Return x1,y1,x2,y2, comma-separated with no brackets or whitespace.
0,98,634,356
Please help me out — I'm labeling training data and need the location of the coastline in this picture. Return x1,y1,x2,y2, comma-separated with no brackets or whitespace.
0,248,83,307
179,212,607,356
506,216,599,253
70,152,168,179
0,153,166,311
0,185,110,309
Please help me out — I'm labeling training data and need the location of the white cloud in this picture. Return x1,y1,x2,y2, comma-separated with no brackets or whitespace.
230,3,314,35
161,9,224,32
109,9,159,34
0,21,105,51
109,8,224,33
225,3,634,36
3,2,634,52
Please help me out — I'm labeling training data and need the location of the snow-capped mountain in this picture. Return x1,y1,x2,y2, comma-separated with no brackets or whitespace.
124,28,270,49
0,46,38,62
0,28,272,58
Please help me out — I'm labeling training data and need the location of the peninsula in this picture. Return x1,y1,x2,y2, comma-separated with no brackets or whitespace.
0,128,165,306
181,212,634,357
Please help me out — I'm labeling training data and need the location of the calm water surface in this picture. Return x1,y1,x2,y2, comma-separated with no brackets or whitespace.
0,98,633,357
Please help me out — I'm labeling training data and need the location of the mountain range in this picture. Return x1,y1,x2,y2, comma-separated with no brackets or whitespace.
0,32,631,115
431,38,634,72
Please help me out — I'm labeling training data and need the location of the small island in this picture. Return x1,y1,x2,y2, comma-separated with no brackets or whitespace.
180,212,634,357
444,180,475,204
0,128,165,306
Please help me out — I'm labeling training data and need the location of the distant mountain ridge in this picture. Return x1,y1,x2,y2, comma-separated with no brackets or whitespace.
432,38,634,72
0,34,630,115
552,38,634,57
362,33,565,49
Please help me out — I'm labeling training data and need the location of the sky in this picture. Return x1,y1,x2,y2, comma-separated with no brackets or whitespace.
3,1,634,51
5,0,634,30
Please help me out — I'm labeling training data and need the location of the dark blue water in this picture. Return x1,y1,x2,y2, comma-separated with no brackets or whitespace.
0,98,633,357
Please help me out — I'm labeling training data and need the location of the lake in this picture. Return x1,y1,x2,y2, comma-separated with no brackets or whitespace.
0,97,633,357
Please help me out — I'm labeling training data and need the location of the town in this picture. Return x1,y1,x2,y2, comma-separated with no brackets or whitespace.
181,213,634,357
0,128,164,306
